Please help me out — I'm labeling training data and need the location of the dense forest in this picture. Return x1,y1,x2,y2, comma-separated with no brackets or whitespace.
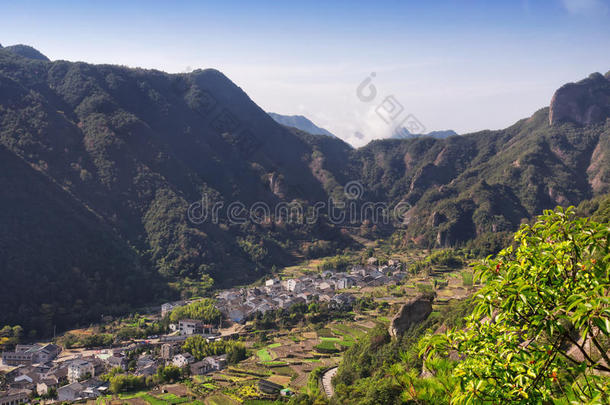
0,44,608,335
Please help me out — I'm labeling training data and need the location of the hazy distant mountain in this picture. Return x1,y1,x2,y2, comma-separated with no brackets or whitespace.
392,128,458,139
268,112,335,137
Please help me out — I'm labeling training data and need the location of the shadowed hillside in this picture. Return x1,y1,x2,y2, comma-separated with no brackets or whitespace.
0,46,353,335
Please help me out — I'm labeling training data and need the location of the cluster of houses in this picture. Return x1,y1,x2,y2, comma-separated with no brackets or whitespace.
1,334,229,403
215,260,406,323
1,344,61,367
0,388,31,405
160,342,227,376
1,258,406,403
0,342,126,402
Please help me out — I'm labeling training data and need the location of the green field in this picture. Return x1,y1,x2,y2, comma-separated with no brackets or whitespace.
261,360,287,366
314,340,340,352
331,323,367,338
256,348,273,361
158,393,191,403
104,390,201,405
116,392,172,405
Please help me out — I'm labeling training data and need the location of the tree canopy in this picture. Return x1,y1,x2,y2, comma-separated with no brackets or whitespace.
169,299,222,324
423,207,610,403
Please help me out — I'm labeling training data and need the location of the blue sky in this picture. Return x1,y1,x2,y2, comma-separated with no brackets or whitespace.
1,0,609,146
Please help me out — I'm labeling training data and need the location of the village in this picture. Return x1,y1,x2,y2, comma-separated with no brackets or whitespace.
0,254,469,405
204,258,405,324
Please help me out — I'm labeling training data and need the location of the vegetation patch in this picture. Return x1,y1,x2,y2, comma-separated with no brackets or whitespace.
256,348,273,362
314,340,340,353
206,395,238,405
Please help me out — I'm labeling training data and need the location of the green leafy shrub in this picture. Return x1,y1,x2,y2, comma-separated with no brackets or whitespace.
423,206,610,403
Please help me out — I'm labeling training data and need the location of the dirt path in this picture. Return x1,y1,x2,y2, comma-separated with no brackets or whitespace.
321,367,338,398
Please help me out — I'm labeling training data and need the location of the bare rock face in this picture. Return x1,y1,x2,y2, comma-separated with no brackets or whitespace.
549,72,610,126
389,294,434,338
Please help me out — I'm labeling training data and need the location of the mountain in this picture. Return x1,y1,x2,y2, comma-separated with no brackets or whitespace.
549,71,610,126
350,106,609,249
0,46,352,335
268,112,335,137
307,74,609,249
391,128,458,139
0,45,608,334
2,43,50,61
0,143,155,333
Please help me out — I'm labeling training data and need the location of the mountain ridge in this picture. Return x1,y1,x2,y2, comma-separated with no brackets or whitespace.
391,128,458,140
268,112,336,137
0,45,608,334
3,43,50,61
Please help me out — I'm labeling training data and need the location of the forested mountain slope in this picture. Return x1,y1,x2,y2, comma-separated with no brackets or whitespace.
0,45,608,334
0,46,351,334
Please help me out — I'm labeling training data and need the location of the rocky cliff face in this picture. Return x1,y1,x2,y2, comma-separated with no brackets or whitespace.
549,72,610,126
389,294,434,338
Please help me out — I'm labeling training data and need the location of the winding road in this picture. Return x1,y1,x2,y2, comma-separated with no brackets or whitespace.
321,367,338,398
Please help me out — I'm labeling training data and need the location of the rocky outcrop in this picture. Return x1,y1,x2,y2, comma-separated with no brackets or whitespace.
549,72,610,126
430,211,447,227
389,294,434,338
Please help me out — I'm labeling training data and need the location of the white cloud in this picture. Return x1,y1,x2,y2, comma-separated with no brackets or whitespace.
561,0,609,15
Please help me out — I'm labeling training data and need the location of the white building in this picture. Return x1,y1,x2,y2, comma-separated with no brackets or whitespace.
265,278,279,287
161,303,175,318
68,360,94,383
317,281,334,291
178,319,202,335
286,279,299,292
172,353,194,368
336,277,355,290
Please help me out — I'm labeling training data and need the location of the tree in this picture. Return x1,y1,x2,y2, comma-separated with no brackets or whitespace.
156,365,183,383
0,325,21,350
182,336,246,363
422,207,610,403
169,299,221,324
108,373,147,393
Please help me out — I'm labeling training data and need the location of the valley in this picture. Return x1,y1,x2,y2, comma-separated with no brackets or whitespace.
0,37,608,404
0,243,476,404
0,44,608,340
